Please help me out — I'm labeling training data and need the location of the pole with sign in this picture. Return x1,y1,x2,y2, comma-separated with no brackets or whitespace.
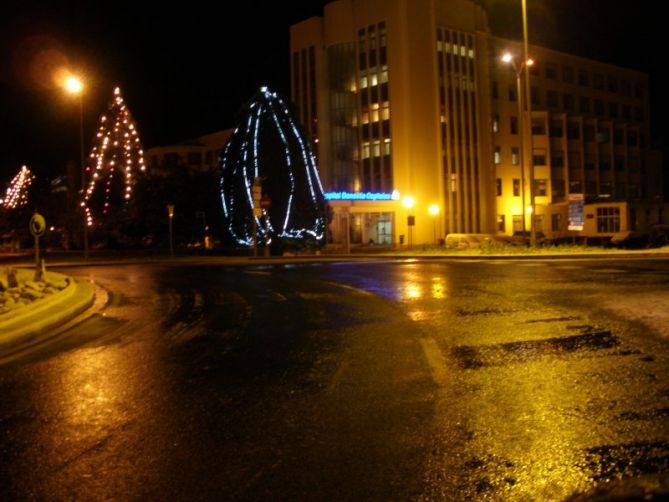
30,212,46,267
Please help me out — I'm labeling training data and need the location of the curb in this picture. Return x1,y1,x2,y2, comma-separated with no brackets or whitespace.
0,272,95,350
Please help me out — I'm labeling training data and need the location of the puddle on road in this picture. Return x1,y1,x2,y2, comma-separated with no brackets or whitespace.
453,330,619,369
580,441,669,482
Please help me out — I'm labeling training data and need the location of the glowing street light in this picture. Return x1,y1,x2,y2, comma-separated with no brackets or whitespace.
64,74,88,259
501,52,534,242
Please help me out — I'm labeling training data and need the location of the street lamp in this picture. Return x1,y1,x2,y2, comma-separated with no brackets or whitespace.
521,0,537,247
64,75,88,259
501,52,533,242
167,204,175,257
402,196,415,248
428,204,440,244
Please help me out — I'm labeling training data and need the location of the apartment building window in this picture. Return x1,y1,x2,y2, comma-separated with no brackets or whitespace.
531,86,540,106
615,182,626,199
546,90,558,108
613,129,623,145
579,96,590,114
552,180,566,200
531,118,545,135
608,102,619,118
570,180,583,193
599,158,610,171
532,148,547,166
552,213,561,231
510,116,518,134
508,84,517,102
513,178,520,196
622,105,632,120
494,146,501,164
578,69,589,86
599,181,612,197
607,76,618,93
511,147,520,165
593,73,604,90
534,179,548,196
569,152,582,172
628,132,638,147
567,123,580,140
496,178,502,196
563,93,574,111
498,214,506,232
583,125,595,143
492,114,499,133
585,154,596,171
614,157,625,172
562,65,574,84
596,207,620,232
551,150,564,168
621,80,631,96
634,82,644,99
187,152,202,166
549,121,563,137
635,107,644,121
545,63,558,79
594,99,604,115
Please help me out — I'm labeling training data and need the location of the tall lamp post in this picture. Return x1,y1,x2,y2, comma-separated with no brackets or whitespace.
167,204,175,257
521,0,537,247
64,75,88,259
501,53,533,240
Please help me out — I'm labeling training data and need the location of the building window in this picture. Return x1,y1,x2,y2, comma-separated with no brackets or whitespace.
531,86,540,106
546,90,558,108
492,114,499,133
508,84,517,102
498,214,506,232
511,147,520,165
593,73,604,90
551,213,561,231
596,207,620,233
608,102,619,118
531,118,545,135
579,96,590,114
594,99,604,115
549,121,563,137
563,93,574,111
510,116,518,134
513,215,523,231
496,178,502,196
567,123,580,140
607,76,618,93
532,149,547,166
534,179,548,196
545,63,558,79
562,65,574,83
494,146,501,165
513,178,520,196
551,150,564,168
578,70,589,86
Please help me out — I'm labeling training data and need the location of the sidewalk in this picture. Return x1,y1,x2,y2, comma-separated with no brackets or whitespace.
0,268,94,351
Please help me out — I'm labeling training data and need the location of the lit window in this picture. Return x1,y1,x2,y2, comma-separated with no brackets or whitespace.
380,69,388,83
362,142,371,159
372,109,380,122
511,147,519,165
513,178,520,197
383,138,391,155
468,48,475,58
496,178,502,196
370,73,378,86
381,107,390,120
362,112,370,124
534,179,548,196
372,141,381,157
494,146,501,165
360,76,368,89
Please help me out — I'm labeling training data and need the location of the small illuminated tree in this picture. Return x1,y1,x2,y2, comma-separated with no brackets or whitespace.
220,87,329,251
2,165,35,210
83,87,145,231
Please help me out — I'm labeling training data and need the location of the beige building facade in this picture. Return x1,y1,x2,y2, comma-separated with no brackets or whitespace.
291,0,665,247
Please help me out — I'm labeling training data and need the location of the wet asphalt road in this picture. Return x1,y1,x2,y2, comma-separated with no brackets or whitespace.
1,257,669,500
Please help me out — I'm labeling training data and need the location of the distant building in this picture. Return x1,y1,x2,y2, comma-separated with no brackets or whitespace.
290,0,665,246
145,129,233,175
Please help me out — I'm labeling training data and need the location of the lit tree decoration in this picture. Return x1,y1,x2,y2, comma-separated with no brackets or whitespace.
2,165,35,210
220,87,328,248
83,86,145,227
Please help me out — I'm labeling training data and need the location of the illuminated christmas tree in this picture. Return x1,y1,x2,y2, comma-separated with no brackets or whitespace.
83,86,145,228
2,165,35,210
220,87,329,249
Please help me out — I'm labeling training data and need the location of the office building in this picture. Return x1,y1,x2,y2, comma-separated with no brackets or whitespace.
290,0,665,246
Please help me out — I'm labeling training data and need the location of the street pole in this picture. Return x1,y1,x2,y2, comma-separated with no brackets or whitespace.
167,204,175,257
522,0,536,247
78,93,89,260
515,69,527,237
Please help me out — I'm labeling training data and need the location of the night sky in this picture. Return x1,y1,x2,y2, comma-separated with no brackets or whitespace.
1,0,667,183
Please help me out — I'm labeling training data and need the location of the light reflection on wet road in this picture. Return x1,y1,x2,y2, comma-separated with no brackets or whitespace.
1,258,669,500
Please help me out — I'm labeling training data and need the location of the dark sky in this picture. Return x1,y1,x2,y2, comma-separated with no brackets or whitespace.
1,0,667,183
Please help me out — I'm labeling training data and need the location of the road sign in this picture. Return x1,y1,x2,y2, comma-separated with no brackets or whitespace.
568,193,584,231
407,215,415,226
29,213,46,237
